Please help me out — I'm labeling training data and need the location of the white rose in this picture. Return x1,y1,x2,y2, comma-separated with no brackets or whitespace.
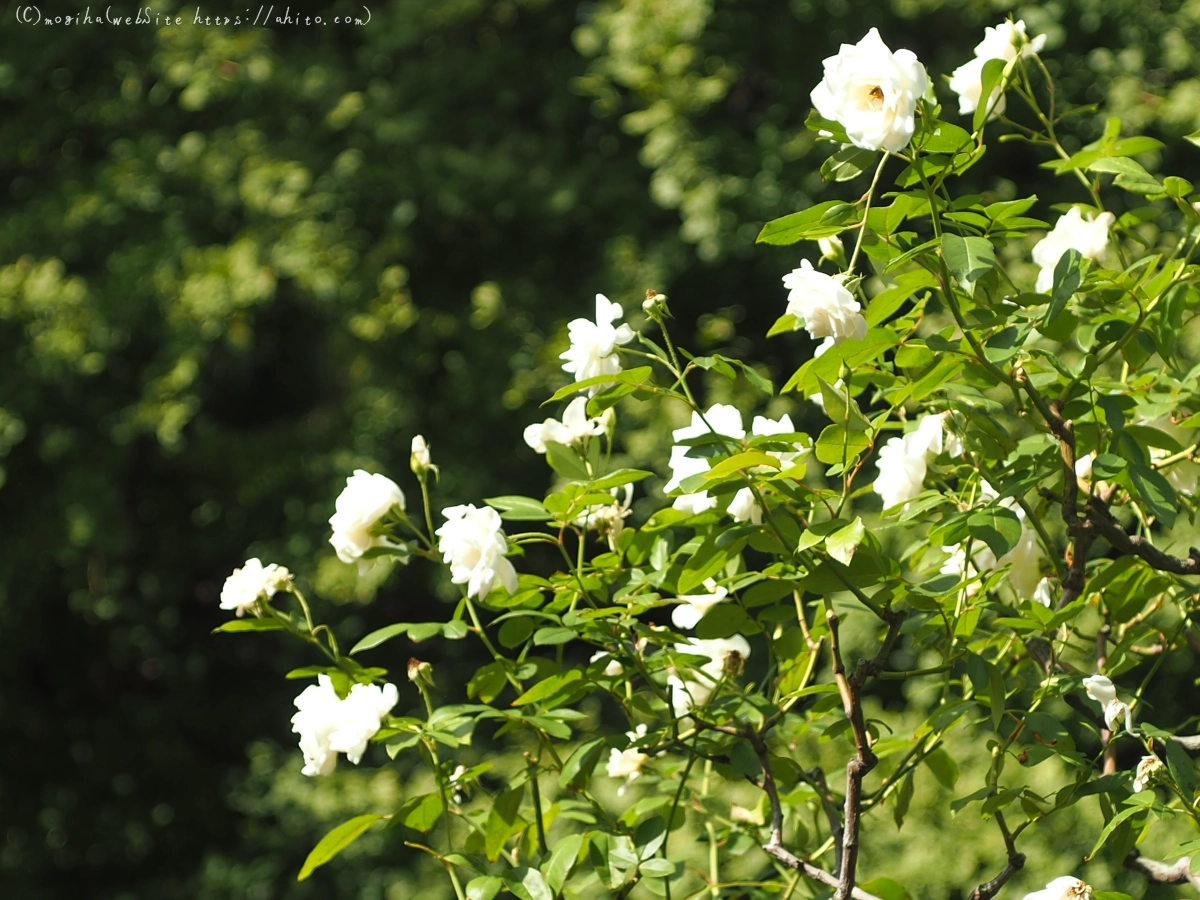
559,294,635,392
590,651,624,677
782,260,868,356
1022,877,1093,900
575,485,634,551
727,487,762,524
607,724,649,794
220,558,293,616
328,681,399,765
950,20,1045,117
1032,207,1115,293
329,470,406,567
436,504,519,600
1132,754,1164,793
668,635,751,716
291,675,345,777
664,404,745,512
410,435,432,475
1083,674,1134,734
523,396,606,454
1032,576,1055,608
810,27,929,153
872,435,928,510
671,578,729,630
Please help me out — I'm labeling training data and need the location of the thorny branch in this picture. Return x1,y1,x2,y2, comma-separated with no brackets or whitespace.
1086,495,1200,576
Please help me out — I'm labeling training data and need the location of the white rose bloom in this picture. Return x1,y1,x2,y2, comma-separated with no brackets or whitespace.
665,404,745,513
1022,877,1093,900
873,434,929,510
590,651,624,677
220,558,293,616
328,681,399,765
727,487,763,524
751,414,806,469
1132,754,1164,792
1033,576,1055,608
523,396,606,453
607,724,649,794
671,578,729,630
576,485,634,550
782,260,868,356
1033,207,1116,293
559,294,635,392
329,470,406,567
908,411,963,459
410,434,432,473
669,634,751,716
810,27,929,153
1083,674,1134,734
291,676,345,777
436,504,519,600
950,20,1045,117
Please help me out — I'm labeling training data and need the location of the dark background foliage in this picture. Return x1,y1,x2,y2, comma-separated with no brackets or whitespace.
2,0,1199,896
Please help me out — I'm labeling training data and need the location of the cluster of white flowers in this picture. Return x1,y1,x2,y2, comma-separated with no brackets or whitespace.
872,412,962,510
329,470,406,570
605,723,649,794
811,27,928,153
523,397,607,454
220,558,293,616
667,635,751,716
1083,674,1134,734
290,675,399,777
559,294,634,391
949,20,1044,118
436,504,518,600
1032,207,1114,293
1022,877,1093,900
782,261,868,357
665,404,804,522
671,577,729,630
590,650,624,677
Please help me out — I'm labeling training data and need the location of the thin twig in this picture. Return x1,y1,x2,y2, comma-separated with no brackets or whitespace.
1125,850,1200,891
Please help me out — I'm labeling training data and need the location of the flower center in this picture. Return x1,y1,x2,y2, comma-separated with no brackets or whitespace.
868,85,885,108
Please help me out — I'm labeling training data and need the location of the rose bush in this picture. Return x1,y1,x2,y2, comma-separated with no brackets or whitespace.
213,19,1200,900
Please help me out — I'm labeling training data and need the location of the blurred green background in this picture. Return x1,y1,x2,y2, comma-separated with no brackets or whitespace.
4,0,1200,897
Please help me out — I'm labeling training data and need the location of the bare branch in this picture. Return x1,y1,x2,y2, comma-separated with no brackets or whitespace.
1172,735,1200,753
1125,850,1200,891
1086,497,1200,576
967,813,1025,900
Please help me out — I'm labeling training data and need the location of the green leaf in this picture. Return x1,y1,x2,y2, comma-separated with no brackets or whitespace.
1047,249,1084,326
533,626,577,646
923,748,959,789
466,876,503,900
502,867,553,900
862,877,913,900
544,441,592,482
543,833,584,893
1167,740,1195,802
695,603,750,640
756,200,860,245
1087,803,1147,861
1089,157,1163,194
767,313,799,337
941,234,995,289
825,517,865,565
815,424,871,465
1129,463,1177,528
485,786,526,862
546,367,652,403
966,507,1023,557
586,468,653,491
639,858,677,878
485,495,552,521
558,738,606,792
297,814,384,881
972,57,1007,131
821,145,879,182
512,670,582,706
350,623,411,654
212,618,285,634
704,451,780,479
398,792,445,833
443,619,469,640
